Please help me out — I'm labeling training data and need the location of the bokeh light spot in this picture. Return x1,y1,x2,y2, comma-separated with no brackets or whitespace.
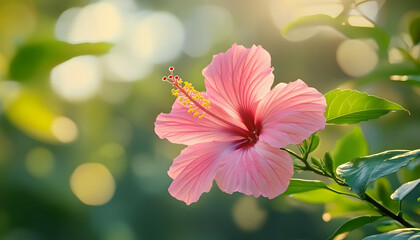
51,117,78,143
56,2,122,43
183,5,233,57
322,212,332,222
232,196,267,231
336,39,378,77
50,55,102,102
25,147,54,178
70,163,116,206
103,47,153,82
127,12,185,64
270,0,343,41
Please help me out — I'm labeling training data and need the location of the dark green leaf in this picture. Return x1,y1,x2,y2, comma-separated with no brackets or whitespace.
332,126,369,169
9,40,112,81
324,89,407,124
409,15,420,45
337,149,420,198
390,178,420,201
363,228,420,240
328,215,383,240
283,179,329,195
282,14,390,52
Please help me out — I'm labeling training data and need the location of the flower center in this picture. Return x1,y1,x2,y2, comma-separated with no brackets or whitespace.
162,67,261,147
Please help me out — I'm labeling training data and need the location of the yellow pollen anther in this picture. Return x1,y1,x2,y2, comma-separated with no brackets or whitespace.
163,68,212,120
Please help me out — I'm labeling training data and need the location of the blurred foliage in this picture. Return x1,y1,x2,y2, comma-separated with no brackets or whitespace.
0,0,419,239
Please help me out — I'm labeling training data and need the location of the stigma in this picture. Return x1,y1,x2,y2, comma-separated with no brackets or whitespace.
162,67,211,119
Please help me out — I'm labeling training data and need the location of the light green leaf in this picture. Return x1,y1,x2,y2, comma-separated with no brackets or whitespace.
337,149,420,198
390,178,420,201
328,215,383,240
363,228,420,240
282,14,390,52
283,179,329,195
332,126,369,169
9,40,112,81
324,89,407,124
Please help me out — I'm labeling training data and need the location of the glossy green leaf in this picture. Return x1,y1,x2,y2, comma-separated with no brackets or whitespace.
9,40,112,81
390,178,420,201
328,215,383,240
282,14,390,51
363,228,420,240
324,89,407,124
332,126,369,169
283,179,329,195
409,15,420,45
337,149,420,198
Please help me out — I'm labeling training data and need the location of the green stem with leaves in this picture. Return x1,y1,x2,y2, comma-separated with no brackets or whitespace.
282,138,416,229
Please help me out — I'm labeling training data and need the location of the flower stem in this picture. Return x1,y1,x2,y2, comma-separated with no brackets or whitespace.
364,194,414,228
284,142,416,228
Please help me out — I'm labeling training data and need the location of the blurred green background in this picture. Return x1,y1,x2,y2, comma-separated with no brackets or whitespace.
0,0,420,239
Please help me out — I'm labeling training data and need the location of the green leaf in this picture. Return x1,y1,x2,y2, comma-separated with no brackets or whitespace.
309,134,320,153
390,178,420,201
324,89,407,124
409,15,420,45
363,228,420,240
282,179,329,195
332,126,369,169
311,156,324,172
328,215,383,240
9,40,112,81
282,14,390,52
372,178,398,212
337,149,420,198
323,152,335,177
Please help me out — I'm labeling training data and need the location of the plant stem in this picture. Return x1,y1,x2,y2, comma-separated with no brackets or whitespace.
284,145,416,228
364,194,414,228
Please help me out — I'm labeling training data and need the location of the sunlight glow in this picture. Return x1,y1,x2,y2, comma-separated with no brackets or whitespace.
232,196,267,231
336,39,378,77
51,117,78,143
50,55,101,102
25,147,54,178
70,163,116,206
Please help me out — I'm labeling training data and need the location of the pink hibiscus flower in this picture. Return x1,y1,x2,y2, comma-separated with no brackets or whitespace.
155,44,326,205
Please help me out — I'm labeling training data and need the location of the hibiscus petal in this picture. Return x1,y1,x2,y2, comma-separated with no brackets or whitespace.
155,94,243,145
215,141,293,199
168,142,232,205
255,79,327,148
203,44,274,122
